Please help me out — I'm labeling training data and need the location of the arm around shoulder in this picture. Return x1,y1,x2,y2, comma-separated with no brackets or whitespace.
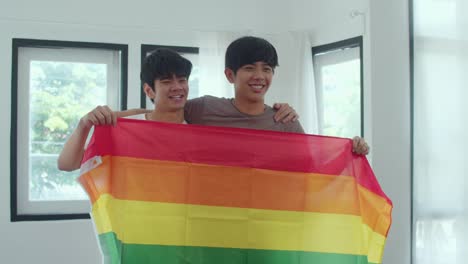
184,96,207,123
115,108,151,118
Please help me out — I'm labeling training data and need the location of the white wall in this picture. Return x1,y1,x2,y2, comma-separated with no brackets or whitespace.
369,1,411,264
0,0,411,263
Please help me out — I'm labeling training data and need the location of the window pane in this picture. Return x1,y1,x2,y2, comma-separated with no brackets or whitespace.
13,40,126,219
313,45,362,139
29,61,108,201
320,59,361,138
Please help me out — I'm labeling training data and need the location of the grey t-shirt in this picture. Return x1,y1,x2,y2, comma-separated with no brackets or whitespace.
184,95,304,133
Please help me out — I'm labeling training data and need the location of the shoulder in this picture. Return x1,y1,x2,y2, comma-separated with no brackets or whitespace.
202,95,231,104
186,96,205,107
186,95,229,106
116,108,150,118
264,105,305,133
281,120,305,133
188,95,233,111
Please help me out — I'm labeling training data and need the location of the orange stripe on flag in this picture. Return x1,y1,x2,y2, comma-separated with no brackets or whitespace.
79,156,391,236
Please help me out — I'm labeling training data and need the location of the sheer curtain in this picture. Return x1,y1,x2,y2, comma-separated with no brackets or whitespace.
413,0,468,263
197,31,247,99
261,31,319,134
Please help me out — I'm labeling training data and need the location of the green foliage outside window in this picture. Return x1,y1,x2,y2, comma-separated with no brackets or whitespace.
29,61,107,200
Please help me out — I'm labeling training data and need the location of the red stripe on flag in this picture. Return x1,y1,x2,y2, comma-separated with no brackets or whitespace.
83,118,391,204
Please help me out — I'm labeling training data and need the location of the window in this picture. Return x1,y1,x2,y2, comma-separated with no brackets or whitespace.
411,0,467,263
312,36,363,138
11,39,128,221
140,44,199,109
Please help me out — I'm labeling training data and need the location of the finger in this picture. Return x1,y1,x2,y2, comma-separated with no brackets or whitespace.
273,103,281,110
281,111,295,123
277,104,292,121
102,105,114,125
352,137,359,152
275,110,288,122
291,112,299,122
274,105,289,122
283,110,300,123
281,113,294,123
116,109,149,118
358,140,367,154
104,107,117,127
363,142,370,155
115,110,126,118
112,111,117,127
87,113,100,126
357,139,369,155
94,106,108,125
363,148,369,155
356,138,363,147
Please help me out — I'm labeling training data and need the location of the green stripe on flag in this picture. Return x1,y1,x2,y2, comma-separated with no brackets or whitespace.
99,232,379,264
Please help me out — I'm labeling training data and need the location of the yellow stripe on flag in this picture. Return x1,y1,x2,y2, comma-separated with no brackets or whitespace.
92,194,386,263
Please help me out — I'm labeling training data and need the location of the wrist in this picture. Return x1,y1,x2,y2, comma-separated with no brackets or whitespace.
77,118,92,133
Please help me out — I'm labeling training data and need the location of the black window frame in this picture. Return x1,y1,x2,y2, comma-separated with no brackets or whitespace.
311,36,364,137
140,44,199,109
10,38,128,222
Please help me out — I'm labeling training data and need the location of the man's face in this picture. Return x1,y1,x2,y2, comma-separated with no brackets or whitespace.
153,75,188,111
225,61,273,103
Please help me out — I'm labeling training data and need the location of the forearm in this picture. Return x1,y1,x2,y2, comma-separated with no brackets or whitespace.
57,121,91,171
115,108,151,117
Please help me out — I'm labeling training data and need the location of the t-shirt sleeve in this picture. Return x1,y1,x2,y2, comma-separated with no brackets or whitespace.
184,96,206,124
287,121,305,134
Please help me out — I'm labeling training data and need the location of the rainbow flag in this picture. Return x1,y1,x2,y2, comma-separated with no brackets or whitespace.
79,119,392,264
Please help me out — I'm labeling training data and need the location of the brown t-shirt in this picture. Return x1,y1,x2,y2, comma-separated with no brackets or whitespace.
184,96,305,133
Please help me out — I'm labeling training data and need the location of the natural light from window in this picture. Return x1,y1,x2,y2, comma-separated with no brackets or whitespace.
29,61,107,201
320,59,361,138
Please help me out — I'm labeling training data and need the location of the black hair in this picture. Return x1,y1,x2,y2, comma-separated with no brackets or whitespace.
225,36,279,73
140,48,192,90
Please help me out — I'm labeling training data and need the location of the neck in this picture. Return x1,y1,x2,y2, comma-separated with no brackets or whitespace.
146,109,185,124
232,98,265,115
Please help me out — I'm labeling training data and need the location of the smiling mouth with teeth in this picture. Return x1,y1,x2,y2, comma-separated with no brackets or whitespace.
249,84,266,93
250,85,264,89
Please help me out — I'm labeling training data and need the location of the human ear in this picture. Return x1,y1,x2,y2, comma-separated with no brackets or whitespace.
224,68,236,84
143,83,156,99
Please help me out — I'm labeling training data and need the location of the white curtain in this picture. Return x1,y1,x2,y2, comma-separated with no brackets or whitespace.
197,31,247,99
260,31,319,134
413,0,468,263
